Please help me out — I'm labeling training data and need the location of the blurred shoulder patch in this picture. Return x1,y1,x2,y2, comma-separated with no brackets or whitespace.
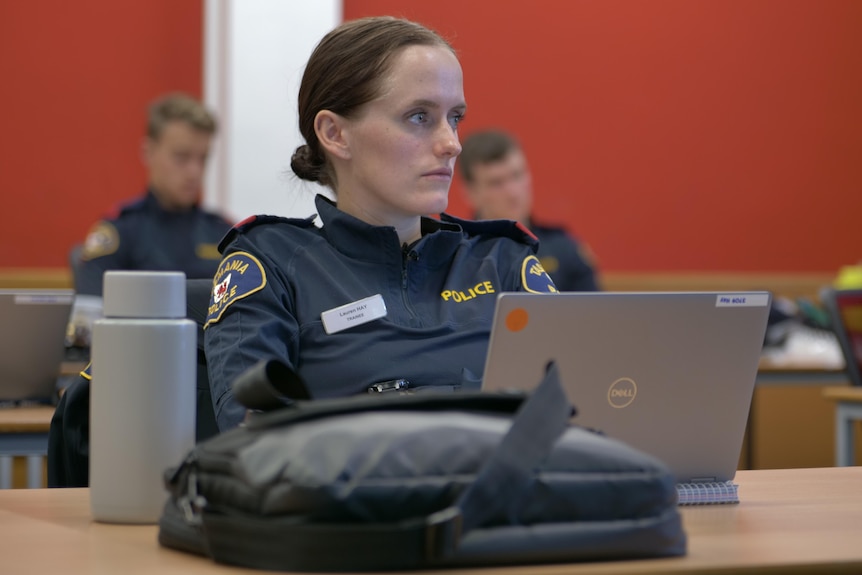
205,251,267,328
195,243,222,260
521,255,558,294
538,255,560,274
81,221,119,260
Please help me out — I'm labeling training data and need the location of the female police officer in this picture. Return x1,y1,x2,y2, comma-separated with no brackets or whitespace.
204,16,557,431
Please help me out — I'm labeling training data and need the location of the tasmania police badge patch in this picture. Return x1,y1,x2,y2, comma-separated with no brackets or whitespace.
521,255,558,294
81,221,119,260
205,251,267,327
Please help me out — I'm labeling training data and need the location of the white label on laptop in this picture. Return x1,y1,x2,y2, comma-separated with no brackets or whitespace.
715,294,769,307
321,294,387,334
14,294,74,305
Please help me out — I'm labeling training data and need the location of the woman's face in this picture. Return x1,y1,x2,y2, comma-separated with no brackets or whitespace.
334,44,466,226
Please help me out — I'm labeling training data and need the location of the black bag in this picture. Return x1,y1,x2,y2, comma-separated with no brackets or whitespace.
158,361,686,571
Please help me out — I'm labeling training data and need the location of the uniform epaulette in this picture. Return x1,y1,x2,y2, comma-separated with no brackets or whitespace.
440,214,538,246
218,214,316,252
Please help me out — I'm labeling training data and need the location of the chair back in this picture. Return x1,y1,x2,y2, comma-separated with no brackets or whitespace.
68,244,84,292
186,278,219,441
822,288,862,386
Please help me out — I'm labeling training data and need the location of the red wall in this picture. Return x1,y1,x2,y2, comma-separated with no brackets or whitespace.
0,0,203,268
345,0,862,272
2,1,860,272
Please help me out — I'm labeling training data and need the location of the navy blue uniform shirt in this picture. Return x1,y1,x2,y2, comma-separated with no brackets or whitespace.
205,195,557,430
531,222,600,292
75,190,232,296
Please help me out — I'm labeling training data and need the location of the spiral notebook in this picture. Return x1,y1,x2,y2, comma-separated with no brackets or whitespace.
481,292,771,506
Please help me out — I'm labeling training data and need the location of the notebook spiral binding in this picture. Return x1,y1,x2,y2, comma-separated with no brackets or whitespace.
676,481,739,505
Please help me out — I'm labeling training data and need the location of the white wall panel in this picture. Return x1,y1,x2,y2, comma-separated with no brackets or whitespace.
204,0,340,223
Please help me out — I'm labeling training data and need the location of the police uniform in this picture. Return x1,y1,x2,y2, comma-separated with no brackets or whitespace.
75,190,232,295
530,222,600,292
205,195,557,430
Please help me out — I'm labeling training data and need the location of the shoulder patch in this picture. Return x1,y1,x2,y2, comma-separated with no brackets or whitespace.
81,221,119,260
521,255,558,294
205,251,267,328
195,243,222,260
80,363,92,380
538,255,560,274
218,214,317,252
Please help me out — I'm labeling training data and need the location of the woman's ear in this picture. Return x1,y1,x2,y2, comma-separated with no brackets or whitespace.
314,110,351,161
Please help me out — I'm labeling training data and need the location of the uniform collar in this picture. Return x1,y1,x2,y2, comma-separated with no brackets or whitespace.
144,188,199,215
143,189,163,211
315,195,464,265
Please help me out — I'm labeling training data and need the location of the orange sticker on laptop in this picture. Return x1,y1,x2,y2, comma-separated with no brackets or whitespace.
505,308,529,332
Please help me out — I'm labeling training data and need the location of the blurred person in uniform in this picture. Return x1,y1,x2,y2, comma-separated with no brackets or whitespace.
458,130,600,292
204,16,558,431
74,93,232,296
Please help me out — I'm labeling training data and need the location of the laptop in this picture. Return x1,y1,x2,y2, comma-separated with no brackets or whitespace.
0,289,75,403
481,291,771,487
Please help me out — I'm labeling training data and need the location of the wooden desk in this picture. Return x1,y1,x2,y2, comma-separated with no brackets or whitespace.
0,467,861,574
0,406,54,489
745,360,852,470
0,362,82,489
757,358,848,385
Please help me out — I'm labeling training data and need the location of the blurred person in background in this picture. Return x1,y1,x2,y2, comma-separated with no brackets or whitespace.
459,129,600,292
73,93,232,296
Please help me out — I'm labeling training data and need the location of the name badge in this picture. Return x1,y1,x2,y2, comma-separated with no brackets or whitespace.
321,294,388,334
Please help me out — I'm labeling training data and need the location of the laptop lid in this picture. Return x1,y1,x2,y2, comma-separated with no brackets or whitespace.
0,289,74,403
481,291,771,484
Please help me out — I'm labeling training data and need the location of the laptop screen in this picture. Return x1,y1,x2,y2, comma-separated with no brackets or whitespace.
0,289,74,403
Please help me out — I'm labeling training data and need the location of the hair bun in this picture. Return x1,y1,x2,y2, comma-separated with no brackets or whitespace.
291,144,324,183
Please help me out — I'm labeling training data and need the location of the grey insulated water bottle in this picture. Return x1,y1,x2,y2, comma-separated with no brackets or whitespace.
90,271,196,523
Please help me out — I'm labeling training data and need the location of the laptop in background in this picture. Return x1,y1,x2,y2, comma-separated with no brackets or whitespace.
481,292,770,496
0,289,74,403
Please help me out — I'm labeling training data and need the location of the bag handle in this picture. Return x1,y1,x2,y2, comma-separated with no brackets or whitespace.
232,359,311,409
455,360,572,533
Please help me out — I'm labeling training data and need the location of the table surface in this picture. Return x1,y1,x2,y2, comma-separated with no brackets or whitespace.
758,356,845,372
822,386,862,402
1,467,861,574
0,406,54,433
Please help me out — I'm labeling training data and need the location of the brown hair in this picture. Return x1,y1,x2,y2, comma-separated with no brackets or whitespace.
291,16,454,189
147,93,217,140
457,130,521,183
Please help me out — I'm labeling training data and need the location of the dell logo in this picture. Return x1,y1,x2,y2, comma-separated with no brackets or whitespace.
608,377,637,408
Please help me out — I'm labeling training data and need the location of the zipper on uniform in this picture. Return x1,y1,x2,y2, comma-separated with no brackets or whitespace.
401,243,420,320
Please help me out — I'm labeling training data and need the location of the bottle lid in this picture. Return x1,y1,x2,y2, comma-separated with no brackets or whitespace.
102,271,187,318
